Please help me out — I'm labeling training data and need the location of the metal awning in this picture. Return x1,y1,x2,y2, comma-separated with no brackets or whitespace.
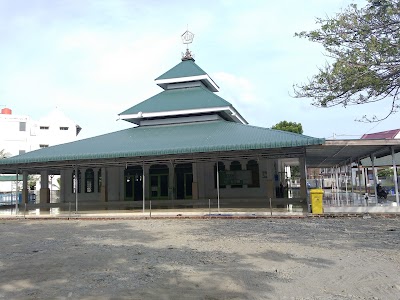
305,139,400,168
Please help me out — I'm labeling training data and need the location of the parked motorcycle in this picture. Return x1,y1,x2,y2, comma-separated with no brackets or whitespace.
377,184,388,200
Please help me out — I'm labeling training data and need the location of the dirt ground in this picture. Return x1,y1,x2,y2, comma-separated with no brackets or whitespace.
0,217,399,300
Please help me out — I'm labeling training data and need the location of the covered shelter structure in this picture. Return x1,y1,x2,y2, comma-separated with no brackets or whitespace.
1,47,400,213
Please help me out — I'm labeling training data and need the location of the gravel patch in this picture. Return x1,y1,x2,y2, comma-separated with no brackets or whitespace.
0,218,399,299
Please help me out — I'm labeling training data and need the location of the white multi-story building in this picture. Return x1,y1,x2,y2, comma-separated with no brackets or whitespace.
0,107,81,200
0,107,81,157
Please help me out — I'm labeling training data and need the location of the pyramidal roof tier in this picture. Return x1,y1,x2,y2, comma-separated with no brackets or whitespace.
119,86,247,125
155,59,219,92
119,57,247,126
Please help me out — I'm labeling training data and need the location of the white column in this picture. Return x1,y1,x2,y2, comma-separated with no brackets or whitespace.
391,147,399,205
371,154,378,202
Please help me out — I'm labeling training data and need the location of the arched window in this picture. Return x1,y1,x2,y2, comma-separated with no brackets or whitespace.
72,170,81,193
98,169,102,193
247,160,260,188
214,162,226,189
85,169,94,193
230,161,242,188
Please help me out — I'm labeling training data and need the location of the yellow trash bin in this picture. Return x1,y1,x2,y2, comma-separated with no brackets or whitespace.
310,189,324,214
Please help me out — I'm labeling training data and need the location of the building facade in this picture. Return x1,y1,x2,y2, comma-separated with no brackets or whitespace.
0,107,81,157
1,47,400,210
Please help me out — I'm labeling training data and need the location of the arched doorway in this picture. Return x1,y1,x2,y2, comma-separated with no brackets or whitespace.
124,166,143,201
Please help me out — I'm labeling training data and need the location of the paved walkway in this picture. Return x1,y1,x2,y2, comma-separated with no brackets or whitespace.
1,191,399,219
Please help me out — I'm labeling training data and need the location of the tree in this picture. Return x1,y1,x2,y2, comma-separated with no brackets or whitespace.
377,167,394,178
271,121,303,180
0,149,10,159
293,0,400,121
271,121,303,134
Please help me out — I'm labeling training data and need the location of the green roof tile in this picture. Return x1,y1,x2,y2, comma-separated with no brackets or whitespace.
119,86,231,115
155,60,207,80
0,121,324,165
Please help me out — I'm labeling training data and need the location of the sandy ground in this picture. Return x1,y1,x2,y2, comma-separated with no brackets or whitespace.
0,217,399,300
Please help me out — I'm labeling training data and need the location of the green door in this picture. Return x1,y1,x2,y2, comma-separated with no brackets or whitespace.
150,174,168,199
124,167,143,201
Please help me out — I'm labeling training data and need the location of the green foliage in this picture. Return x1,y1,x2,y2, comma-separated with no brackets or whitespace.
294,0,400,121
377,167,394,177
291,166,300,177
28,175,39,190
272,121,303,134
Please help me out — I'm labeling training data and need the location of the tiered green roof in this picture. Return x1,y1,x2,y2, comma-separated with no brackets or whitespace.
119,86,230,116
155,60,207,80
0,120,324,165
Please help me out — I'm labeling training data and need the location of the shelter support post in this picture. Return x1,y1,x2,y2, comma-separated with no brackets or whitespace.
391,147,400,205
40,170,50,206
358,158,362,193
100,168,108,203
74,167,78,212
350,158,354,193
371,154,378,202
299,156,307,201
15,169,19,214
265,159,275,200
143,163,146,213
142,164,150,213
168,162,175,201
363,168,368,196
216,160,220,212
22,170,29,204
192,162,198,200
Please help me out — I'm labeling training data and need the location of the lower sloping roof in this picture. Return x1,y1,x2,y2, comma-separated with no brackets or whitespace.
0,120,324,166
0,175,18,181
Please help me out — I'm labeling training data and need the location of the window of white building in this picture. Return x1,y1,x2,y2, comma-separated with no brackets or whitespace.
19,122,26,131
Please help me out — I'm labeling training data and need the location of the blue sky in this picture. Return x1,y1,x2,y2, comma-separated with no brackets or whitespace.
1,0,397,140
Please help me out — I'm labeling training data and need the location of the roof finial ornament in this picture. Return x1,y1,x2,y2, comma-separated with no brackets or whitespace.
181,27,195,61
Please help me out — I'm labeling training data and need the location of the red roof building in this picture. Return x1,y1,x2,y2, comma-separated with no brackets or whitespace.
361,129,400,140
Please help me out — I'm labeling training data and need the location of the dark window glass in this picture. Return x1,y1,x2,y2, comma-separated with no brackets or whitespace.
85,169,94,193
230,161,242,188
247,160,260,188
